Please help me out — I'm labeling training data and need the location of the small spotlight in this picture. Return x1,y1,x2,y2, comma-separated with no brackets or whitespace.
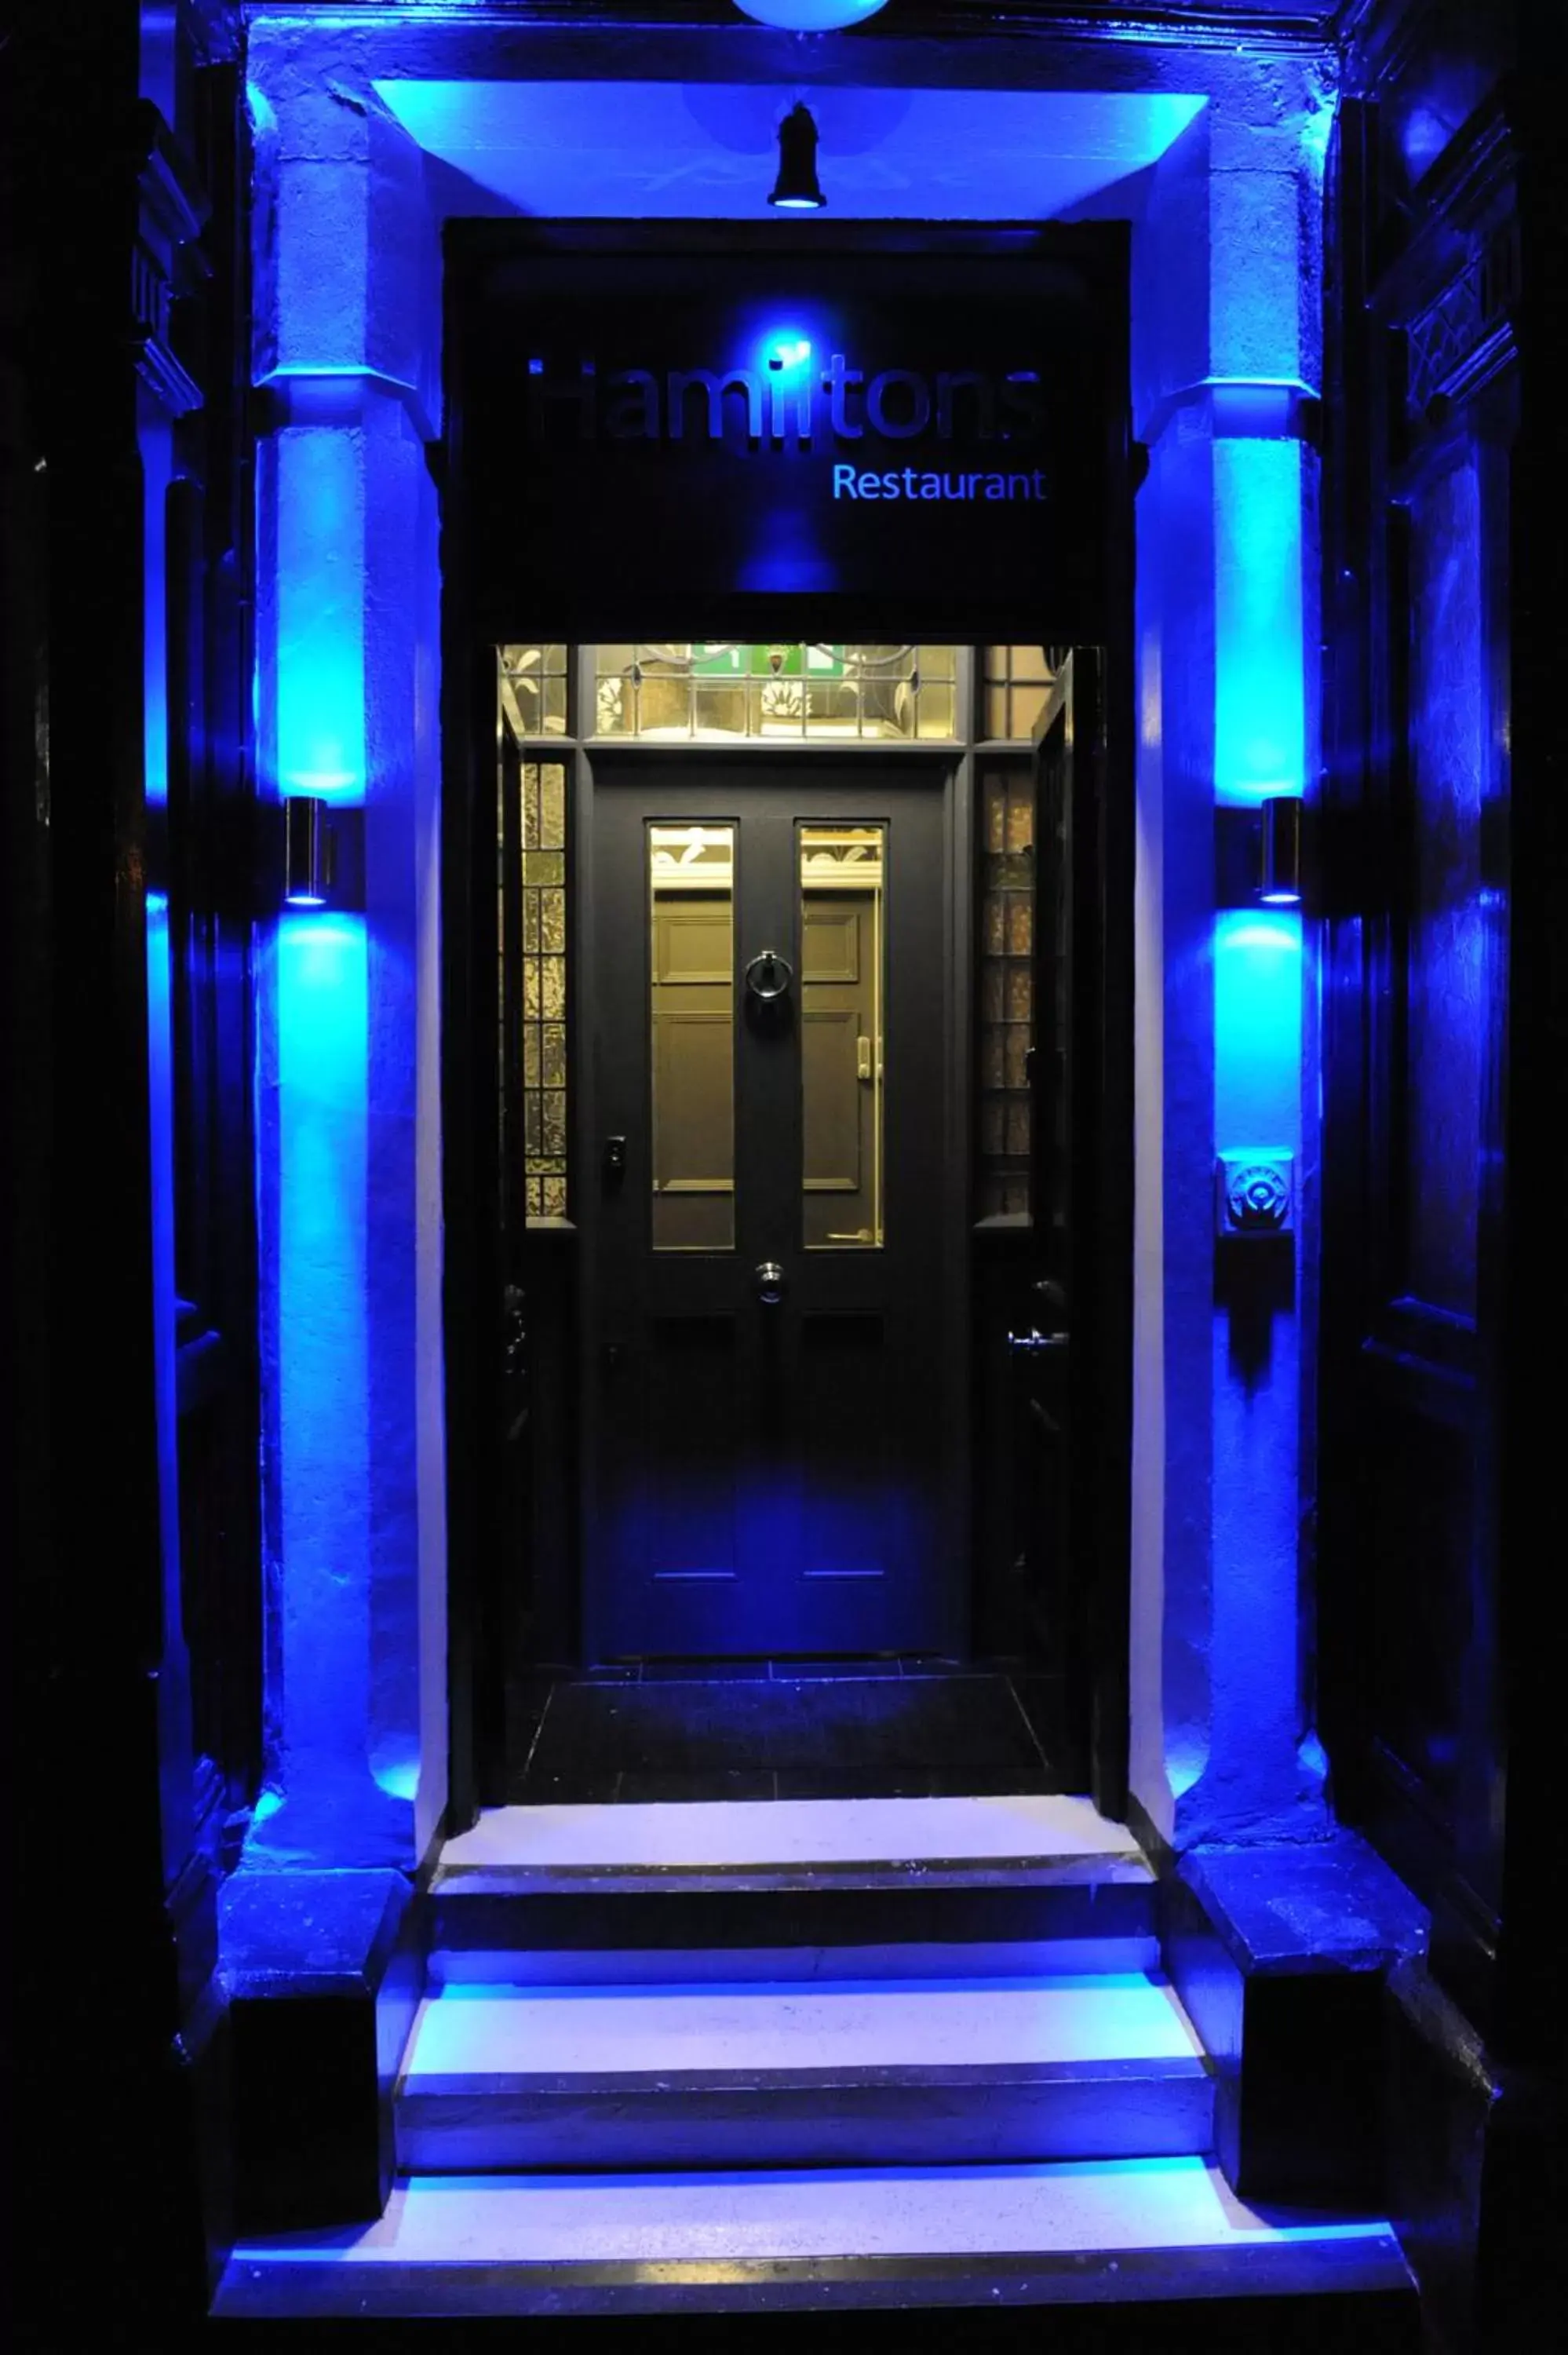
769,103,826,210
1258,794,1304,906
284,794,332,907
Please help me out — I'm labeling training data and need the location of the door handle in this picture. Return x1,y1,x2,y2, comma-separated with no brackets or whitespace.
754,1261,786,1306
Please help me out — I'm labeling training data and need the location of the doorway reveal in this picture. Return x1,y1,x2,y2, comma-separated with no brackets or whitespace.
443,226,1135,1821
471,639,1121,1807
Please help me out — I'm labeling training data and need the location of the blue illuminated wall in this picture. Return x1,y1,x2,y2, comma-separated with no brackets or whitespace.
248,66,447,1873
242,7,1335,1868
1130,79,1332,1846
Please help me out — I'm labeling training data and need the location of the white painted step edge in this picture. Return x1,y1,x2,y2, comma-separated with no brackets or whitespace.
440,1794,1143,1873
401,1974,1205,2080
228,2157,1402,2269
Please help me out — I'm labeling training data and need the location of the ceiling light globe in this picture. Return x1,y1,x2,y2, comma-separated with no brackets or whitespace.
735,2,890,30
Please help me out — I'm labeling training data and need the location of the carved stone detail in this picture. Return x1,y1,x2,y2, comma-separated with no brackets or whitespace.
1216,1151,1294,1237
1406,217,1519,417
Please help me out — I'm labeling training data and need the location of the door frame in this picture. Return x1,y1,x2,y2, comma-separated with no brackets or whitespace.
575,739,969,1669
443,225,1136,1824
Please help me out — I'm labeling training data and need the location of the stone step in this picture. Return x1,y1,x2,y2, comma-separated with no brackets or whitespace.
217,2155,1418,2343
430,1794,1158,1962
395,1971,1212,2172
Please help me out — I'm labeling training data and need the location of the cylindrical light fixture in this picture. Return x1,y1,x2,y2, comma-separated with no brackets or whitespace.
284,794,332,907
1259,794,1304,906
769,102,826,210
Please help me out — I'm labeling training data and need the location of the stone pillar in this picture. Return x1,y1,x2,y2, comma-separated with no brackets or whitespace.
245,52,446,1875
1129,84,1333,1850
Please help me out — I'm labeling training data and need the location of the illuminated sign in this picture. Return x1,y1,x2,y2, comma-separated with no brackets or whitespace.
457,234,1127,639
523,352,1048,445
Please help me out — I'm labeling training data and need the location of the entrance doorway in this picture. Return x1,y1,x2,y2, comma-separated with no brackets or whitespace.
455,639,1131,1815
587,761,954,1660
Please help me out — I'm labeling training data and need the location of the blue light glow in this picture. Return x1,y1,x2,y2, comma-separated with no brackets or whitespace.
275,433,366,805
735,1,890,27
275,913,371,1769
1214,912,1301,1151
1214,442,1306,806
371,83,1207,224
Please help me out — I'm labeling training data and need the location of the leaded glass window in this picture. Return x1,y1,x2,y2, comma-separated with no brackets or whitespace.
520,759,568,1221
977,762,1035,1220
593,644,957,742
499,642,570,738
981,644,1052,742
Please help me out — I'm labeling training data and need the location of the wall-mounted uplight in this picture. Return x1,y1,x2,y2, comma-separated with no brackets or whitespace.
284,794,332,907
769,103,826,210
1259,794,1304,907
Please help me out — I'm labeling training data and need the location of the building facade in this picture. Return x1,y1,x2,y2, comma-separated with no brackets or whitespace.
6,2,1560,2344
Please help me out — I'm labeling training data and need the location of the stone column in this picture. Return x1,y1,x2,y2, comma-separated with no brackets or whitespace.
245,51,447,1875
1129,80,1334,1851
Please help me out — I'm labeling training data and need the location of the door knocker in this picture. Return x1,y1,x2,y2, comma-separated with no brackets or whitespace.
745,949,793,1004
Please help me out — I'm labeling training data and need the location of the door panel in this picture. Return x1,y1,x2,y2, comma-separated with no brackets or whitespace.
1015,651,1125,1804
589,763,950,1658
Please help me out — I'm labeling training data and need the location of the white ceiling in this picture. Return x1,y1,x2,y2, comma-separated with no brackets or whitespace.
374,80,1206,218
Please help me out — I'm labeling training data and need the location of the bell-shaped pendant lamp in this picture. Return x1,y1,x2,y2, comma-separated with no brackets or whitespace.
769,102,827,210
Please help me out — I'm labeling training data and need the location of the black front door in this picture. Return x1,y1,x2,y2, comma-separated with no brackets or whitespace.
586,761,954,1659
1019,650,1129,1812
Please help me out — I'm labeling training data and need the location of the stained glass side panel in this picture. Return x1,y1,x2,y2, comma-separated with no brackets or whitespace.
593,644,959,742
520,759,569,1221
981,644,1052,743
977,760,1035,1220
499,642,570,738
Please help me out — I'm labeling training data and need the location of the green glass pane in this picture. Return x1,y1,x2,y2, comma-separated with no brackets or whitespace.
523,1096,542,1155
982,895,1006,956
542,1094,567,1157
1007,964,1033,1020
541,887,566,953
1005,896,1033,955
523,891,540,952
541,958,566,1019
523,1026,541,1088
539,1175,567,1218
981,965,1005,1023
523,956,542,1017
1005,1027,1030,1087
542,1022,567,1088
523,851,565,886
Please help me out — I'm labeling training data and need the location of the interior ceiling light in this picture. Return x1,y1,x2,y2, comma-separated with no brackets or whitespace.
736,2,890,28
769,101,826,210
